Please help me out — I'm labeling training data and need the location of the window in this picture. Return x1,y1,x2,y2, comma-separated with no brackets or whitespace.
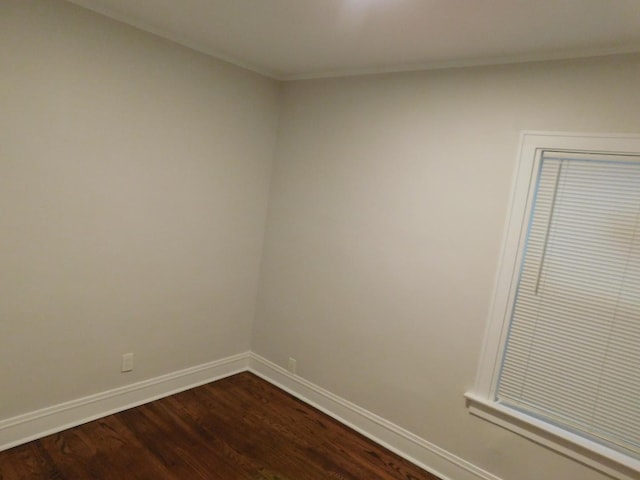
466,132,640,480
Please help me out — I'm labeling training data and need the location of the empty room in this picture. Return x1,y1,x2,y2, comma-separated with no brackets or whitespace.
1,1,639,479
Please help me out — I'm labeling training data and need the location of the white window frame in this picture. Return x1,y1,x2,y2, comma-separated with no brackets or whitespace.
465,131,640,480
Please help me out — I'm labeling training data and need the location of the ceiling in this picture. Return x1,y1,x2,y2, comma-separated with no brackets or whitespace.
66,0,640,80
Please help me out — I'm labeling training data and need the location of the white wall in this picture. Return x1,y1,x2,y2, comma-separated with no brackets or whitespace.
0,0,279,418
253,54,640,480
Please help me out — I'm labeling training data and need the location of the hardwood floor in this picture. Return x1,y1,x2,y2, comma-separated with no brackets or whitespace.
0,372,441,480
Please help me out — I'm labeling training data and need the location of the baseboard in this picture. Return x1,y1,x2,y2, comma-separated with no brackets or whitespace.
248,352,502,480
2,350,501,480
0,351,251,452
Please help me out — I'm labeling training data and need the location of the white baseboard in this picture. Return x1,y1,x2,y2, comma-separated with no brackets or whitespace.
1,350,501,480
0,351,251,452
248,352,502,480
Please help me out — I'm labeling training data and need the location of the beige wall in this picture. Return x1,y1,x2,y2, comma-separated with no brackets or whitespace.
253,54,640,480
0,0,280,417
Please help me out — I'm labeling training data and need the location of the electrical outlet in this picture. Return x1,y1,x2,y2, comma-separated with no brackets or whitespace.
287,357,297,374
121,353,134,372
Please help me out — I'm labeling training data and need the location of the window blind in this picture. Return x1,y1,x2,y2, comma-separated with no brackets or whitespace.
497,150,640,458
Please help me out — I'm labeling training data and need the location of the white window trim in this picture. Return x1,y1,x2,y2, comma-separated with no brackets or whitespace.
466,131,640,480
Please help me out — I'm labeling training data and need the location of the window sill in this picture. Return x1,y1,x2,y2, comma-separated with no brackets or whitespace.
464,392,639,480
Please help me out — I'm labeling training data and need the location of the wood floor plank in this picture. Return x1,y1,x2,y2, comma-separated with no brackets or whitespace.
118,399,242,479
40,416,178,480
0,372,441,480
0,442,62,480
167,387,293,478
185,382,329,478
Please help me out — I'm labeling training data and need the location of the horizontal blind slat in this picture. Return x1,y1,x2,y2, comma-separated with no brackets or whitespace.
497,153,640,459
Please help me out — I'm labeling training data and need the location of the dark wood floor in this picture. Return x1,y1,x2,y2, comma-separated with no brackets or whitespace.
0,372,440,480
